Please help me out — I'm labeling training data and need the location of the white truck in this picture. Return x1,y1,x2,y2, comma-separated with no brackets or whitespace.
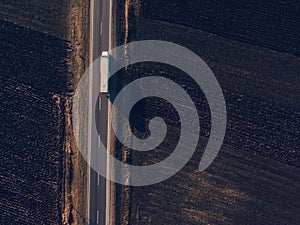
100,51,109,93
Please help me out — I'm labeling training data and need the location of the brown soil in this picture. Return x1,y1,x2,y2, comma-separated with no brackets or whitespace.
62,0,90,224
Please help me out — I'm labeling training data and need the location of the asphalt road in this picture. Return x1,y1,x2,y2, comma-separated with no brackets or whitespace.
88,0,111,224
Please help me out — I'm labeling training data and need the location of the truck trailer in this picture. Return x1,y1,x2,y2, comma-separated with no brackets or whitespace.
100,51,109,93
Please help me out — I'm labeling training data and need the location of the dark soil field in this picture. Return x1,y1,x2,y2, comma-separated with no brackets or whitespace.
115,0,300,224
0,0,69,38
142,0,300,56
0,1,70,224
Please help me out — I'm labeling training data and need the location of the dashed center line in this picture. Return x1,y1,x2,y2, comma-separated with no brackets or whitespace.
99,96,102,111
98,134,101,148
100,21,103,35
98,135,101,148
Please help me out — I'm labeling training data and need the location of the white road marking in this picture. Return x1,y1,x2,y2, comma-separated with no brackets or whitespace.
99,96,102,111
106,1,113,225
97,210,99,224
100,21,103,35
97,174,100,186
98,135,101,148
87,0,94,221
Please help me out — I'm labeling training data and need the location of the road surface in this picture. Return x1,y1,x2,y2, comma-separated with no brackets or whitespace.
87,0,111,224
